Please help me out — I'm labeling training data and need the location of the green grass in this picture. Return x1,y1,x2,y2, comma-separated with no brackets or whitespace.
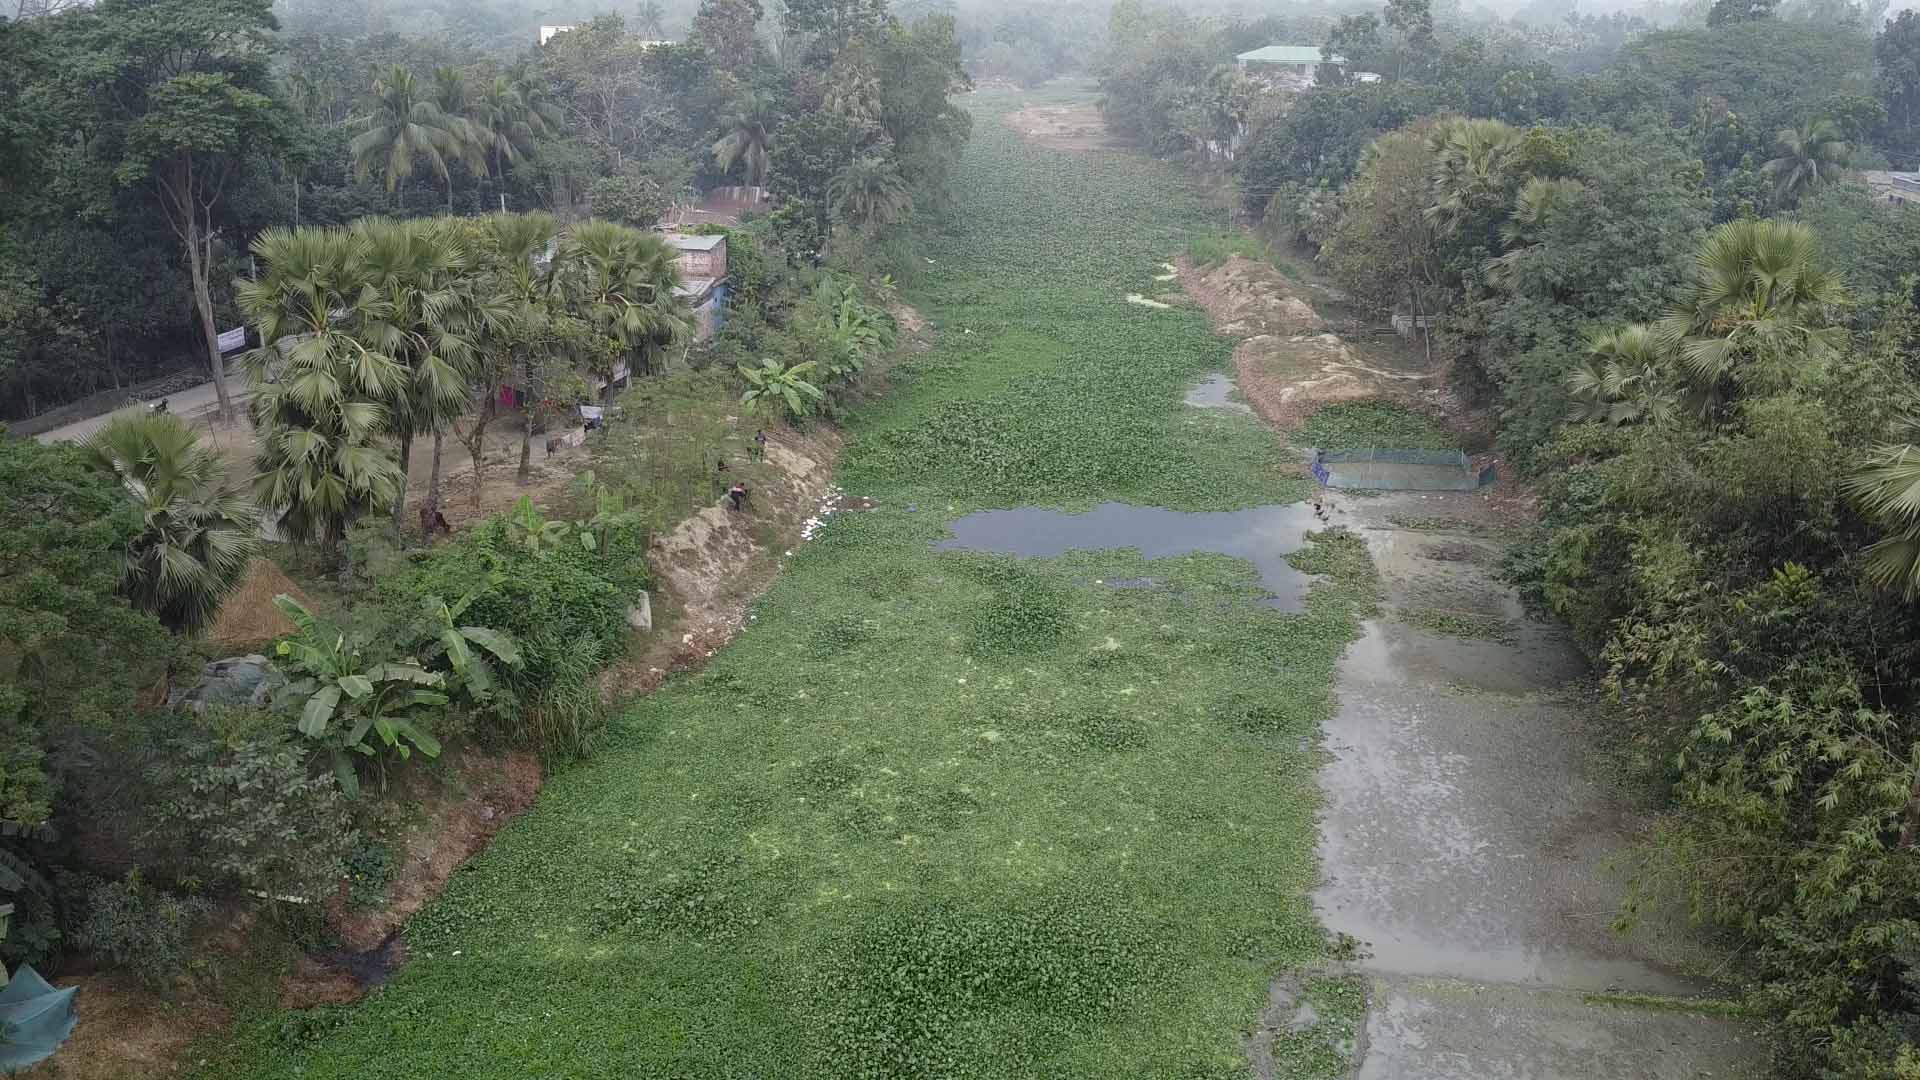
1295,401,1459,452
1186,230,1270,268
197,94,1375,1080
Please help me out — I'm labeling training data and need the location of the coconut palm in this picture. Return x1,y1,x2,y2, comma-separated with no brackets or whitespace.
1654,219,1846,412
351,66,463,197
635,0,668,38
559,220,690,394
428,67,490,210
239,226,408,550
1425,118,1522,238
80,413,261,635
829,157,913,233
1564,324,1679,427
1762,119,1850,207
712,99,774,187
473,77,539,180
508,63,564,138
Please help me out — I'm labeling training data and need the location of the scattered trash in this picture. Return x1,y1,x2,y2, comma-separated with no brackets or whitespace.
1126,293,1171,309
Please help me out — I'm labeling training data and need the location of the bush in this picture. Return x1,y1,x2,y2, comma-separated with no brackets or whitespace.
374,517,634,755
147,708,357,901
587,174,665,228
72,871,207,990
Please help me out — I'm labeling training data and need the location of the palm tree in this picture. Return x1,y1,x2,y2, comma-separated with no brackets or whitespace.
239,226,408,550
1762,119,1850,206
80,413,261,635
474,77,539,180
1653,218,1846,412
635,0,667,38
1490,176,1587,292
429,68,490,211
508,63,564,138
353,217,483,525
1425,118,1522,238
1847,428,1920,599
469,212,575,495
829,157,913,233
351,66,463,198
1564,324,1679,427
559,221,690,395
712,99,774,188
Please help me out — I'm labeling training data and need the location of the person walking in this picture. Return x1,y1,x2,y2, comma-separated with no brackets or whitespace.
727,482,750,511
749,428,767,464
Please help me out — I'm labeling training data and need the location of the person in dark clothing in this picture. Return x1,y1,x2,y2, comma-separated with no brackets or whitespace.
749,429,767,463
728,483,749,511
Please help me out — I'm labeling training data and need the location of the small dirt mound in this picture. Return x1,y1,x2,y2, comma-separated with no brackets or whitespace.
1004,102,1113,152
1178,255,1440,433
207,558,310,649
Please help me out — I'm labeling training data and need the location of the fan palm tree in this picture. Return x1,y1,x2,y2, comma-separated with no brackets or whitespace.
351,66,463,198
1848,426,1920,600
1653,219,1846,413
559,220,690,394
1425,118,1522,238
352,217,481,525
239,226,408,550
829,157,913,233
80,413,261,635
712,99,774,187
471,212,578,494
1762,119,1850,207
1564,324,1680,427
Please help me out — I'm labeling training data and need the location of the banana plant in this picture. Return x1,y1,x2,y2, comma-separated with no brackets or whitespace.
568,470,642,554
738,358,825,421
507,494,573,555
270,595,448,797
414,591,523,713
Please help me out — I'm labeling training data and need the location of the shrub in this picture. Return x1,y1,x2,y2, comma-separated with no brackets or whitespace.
374,517,633,755
588,174,665,228
72,871,208,991
148,708,357,900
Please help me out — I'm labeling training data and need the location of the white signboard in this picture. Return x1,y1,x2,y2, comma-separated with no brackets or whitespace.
217,327,247,354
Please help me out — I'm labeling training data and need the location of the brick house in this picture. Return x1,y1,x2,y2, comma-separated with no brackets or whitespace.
663,233,728,340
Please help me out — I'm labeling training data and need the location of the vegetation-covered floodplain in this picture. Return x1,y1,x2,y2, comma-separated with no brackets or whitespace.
198,99,1378,1079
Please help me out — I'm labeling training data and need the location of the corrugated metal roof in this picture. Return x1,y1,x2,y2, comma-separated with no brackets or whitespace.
1237,45,1340,65
662,232,725,252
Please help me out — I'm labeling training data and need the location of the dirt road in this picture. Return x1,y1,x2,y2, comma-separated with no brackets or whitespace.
33,376,243,445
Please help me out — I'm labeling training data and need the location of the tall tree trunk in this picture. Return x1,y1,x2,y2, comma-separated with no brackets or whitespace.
393,431,413,529
460,395,495,508
186,216,234,423
427,428,446,515
519,408,533,486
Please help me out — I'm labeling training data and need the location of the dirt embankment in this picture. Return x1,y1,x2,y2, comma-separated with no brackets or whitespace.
1004,102,1114,153
1178,255,1443,432
600,423,848,698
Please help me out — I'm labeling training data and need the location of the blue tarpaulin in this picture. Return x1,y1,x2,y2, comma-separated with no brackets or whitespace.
0,964,78,1072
